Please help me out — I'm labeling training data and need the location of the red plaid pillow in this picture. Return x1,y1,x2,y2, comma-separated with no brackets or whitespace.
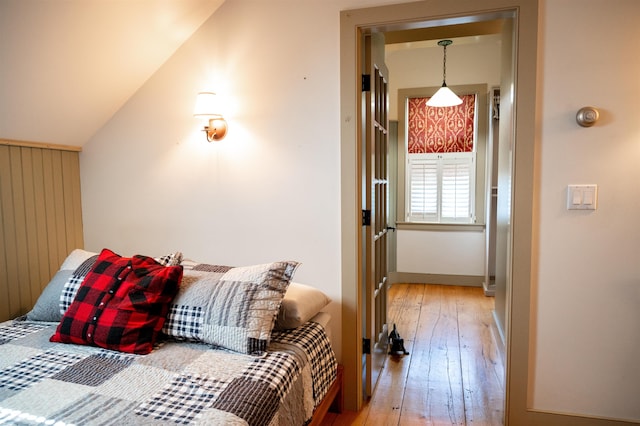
51,248,183,354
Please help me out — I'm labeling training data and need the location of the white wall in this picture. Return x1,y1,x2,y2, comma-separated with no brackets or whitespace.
532,0,640,421
82,0,322,359
79,0,640,421
397,229,485,275
80,0,403,363
386,38,500,277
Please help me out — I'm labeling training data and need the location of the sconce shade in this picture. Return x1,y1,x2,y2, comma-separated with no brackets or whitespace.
194,92,222,118
426,39,463,108
194,91,227,141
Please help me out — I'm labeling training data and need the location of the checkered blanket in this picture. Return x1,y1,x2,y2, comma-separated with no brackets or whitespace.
0,319,337,425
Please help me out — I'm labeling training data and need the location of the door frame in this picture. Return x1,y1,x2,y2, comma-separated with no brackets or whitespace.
340,0,540,422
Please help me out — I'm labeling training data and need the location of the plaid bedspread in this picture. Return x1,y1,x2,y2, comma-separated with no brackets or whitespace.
0,319,337,425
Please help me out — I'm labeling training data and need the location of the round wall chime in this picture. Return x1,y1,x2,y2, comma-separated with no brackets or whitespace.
576,106,599,127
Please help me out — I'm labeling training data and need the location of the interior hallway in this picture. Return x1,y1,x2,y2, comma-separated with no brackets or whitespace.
321,283,505,425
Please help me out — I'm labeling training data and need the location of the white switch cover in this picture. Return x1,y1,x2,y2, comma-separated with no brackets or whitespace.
567,184,598,210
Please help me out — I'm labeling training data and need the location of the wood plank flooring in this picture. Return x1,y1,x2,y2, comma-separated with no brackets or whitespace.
321,284,505,426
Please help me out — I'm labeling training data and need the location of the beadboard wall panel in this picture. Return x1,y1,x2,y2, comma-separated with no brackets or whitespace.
0,142,83,322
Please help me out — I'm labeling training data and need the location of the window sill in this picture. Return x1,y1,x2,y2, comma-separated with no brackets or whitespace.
395,221,485,232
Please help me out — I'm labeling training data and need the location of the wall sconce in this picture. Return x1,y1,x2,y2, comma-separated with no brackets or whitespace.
193,92,227,141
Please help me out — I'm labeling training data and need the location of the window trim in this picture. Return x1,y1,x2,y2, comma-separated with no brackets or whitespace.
397,84,488,227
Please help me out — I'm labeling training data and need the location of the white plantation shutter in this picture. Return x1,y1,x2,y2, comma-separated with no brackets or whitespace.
441,156,471,220
408,153,475,223
408,158,438,221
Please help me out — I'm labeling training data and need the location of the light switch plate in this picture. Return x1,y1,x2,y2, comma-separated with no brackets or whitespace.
567,184,598,210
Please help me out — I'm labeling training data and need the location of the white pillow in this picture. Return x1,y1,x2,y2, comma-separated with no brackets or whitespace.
274,282,332,330
59,248,98,270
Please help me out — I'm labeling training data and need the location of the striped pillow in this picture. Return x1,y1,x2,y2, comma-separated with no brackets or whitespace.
163,260,299,355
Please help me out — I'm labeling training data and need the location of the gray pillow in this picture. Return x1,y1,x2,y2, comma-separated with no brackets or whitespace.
25,249,98,322
25,269,73,322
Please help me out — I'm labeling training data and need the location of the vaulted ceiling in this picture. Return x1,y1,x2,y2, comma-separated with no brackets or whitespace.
0,0,225,147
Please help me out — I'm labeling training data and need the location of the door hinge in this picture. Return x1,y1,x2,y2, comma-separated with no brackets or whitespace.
362,209,371,226
363,338,371,354
362,74,371,92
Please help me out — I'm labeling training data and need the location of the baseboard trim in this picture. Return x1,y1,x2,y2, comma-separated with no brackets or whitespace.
483,280,496,296
389,272,484,287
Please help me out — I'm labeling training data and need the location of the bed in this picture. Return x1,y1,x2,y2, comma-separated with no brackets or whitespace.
0,249,342,425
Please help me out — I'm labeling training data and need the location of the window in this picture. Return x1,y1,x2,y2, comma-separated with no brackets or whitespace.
405,94,477,224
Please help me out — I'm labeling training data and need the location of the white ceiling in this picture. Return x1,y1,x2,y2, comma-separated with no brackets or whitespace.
0,0,225,147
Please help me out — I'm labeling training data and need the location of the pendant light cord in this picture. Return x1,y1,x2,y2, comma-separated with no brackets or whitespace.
442,43,447,85
437,39,453,87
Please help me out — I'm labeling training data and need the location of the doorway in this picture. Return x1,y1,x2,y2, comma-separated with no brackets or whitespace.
340,1,540,424
381,16,511,408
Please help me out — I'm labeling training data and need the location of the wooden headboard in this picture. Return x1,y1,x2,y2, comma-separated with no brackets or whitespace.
0,139,83,322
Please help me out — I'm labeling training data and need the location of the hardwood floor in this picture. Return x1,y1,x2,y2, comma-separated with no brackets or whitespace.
321,284,505,426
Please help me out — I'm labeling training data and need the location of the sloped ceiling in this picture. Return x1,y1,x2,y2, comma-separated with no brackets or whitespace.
0,0,225,147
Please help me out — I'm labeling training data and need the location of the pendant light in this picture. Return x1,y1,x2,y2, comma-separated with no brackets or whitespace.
426,39,463,107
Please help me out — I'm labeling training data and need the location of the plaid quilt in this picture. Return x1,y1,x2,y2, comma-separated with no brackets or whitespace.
0,318,337,425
